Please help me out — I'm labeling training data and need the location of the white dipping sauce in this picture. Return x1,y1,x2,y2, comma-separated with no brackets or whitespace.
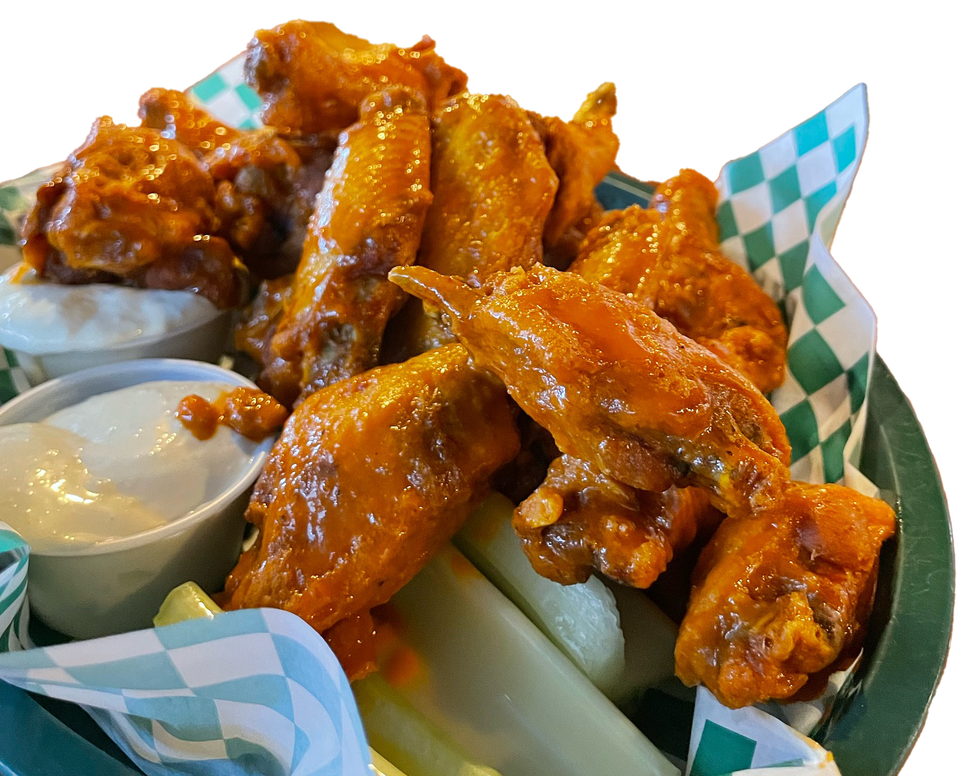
0,381,260,550
0,264,219,354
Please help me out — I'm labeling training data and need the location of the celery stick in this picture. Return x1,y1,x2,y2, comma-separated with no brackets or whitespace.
369,747,410,776
454,492,626,693
153,581,222,627
387,547,680,776
603,582,679,707
354,675,503,776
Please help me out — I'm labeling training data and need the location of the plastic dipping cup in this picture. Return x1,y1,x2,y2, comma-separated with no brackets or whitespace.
0,358,275,640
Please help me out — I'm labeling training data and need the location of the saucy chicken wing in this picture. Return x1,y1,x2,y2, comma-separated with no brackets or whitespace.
674,481,896,708
530,82,620,267
140,87,325,279
572,169,787,393
516,169,787,588
222,344,520,678
389,264,791,517
515,454,721,587
245,20,467,139
384,92,558,359
21,117,246,308
255,87,433,405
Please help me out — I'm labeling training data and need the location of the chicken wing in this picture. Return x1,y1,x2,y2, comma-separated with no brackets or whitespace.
383,92,558,359
139,87,323,279
515,454,721,587
257,87,433,405
21,117,246,308
245,20,466,139
139,87,303,201
221,343,520,678
529,82,620,268
572,169,787,393
389,264,791,517
674,481,896,708
515,169,787,587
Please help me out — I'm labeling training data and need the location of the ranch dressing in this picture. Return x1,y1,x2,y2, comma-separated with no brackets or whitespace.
0,381,260,550
0,264,219,354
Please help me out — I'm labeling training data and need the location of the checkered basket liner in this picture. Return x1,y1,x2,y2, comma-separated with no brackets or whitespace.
0,551,372,776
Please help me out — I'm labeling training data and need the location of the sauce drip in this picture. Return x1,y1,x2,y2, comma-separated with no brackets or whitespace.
177,386,288,442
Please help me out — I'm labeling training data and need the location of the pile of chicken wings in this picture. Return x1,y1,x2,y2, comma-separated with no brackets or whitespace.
25,19,894,709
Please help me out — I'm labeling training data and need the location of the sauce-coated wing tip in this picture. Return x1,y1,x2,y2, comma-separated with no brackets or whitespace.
575,82,618,122
388,266,478,323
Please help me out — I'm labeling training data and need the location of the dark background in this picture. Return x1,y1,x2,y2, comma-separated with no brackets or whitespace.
0,16,948,773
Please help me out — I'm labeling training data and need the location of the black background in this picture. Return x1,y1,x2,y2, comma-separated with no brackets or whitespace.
0,16,948,773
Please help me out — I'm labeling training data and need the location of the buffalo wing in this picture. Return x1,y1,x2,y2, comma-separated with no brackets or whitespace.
222,344,519,678
384,92,558,359
572,169,787,393
139,87,310,278
256,88,433,405
674,481,896,707
21,118,246,308
530,83,620,267
389,264,791,516
245,20,466,139
521,169,788,588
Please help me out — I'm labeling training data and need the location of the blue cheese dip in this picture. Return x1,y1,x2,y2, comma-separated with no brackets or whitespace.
0,380,262,550
0,264,220,354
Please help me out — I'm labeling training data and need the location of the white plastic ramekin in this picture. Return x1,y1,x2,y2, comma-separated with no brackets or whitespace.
0,358,274,639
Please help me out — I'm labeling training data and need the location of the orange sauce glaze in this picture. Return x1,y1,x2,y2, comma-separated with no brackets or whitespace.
373,604,426,688
176,386,288,442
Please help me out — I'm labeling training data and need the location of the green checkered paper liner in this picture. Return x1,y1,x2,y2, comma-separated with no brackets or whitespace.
0,61,874,776
715,84,873,492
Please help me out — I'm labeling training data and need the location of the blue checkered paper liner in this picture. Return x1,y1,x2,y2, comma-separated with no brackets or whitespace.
0,526,30,652
0,525,371,776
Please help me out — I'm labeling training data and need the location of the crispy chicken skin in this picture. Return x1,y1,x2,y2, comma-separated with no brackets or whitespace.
256,88,433,405
389,264,791,517
515,454,722,587
21,118,246,308
245,20,466,138
520,169,786,588
140,87,324,279
221,344,520,678
572,169,788,394
384,92,558,359
675,481,896,708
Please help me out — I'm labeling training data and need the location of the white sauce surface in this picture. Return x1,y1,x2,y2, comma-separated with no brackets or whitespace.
0,264,219,354
0,381,259,550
